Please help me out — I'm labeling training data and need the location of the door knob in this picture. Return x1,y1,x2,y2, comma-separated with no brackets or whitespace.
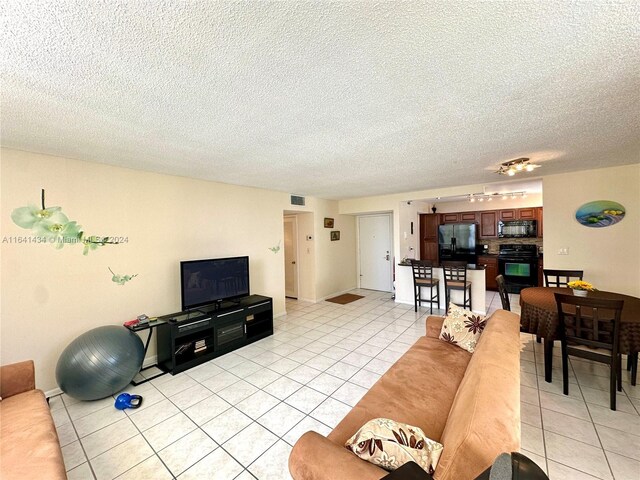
292,261,296,264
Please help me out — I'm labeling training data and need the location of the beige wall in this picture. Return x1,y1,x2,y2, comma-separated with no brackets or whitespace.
0,148,356,392
543,164,640,297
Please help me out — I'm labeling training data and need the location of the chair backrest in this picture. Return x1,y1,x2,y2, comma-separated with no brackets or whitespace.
544,269,584,287
554,293,624,357
410,259,435,282
442,261,468,282
496,274,511,311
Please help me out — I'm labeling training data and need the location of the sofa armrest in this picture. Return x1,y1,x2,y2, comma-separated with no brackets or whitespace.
426,316,445,338
289,431,387,480
1,360,36,399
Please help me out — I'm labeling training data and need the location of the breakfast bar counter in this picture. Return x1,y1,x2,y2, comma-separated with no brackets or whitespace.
395,262,486,314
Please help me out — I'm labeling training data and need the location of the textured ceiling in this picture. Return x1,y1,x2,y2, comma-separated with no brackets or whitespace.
2,1,639,199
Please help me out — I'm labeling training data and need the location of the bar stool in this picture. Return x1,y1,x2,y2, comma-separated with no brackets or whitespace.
442,261,472,310
409,260,440,313
496,274,511,311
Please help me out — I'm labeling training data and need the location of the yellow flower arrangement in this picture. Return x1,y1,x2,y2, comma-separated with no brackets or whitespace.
567,280,596,291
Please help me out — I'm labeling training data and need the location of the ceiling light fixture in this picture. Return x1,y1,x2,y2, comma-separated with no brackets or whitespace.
496,158,540,176
468,191,528,203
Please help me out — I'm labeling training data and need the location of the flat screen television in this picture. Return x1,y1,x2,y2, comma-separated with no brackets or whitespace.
180,256,250,311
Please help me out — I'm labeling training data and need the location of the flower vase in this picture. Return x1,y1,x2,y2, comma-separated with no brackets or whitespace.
573,289,588,297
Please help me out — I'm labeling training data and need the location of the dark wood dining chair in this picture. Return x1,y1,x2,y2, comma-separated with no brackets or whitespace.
409,260,440,314
442,261,471,310
554,293,624,410
496,274,510,311
544,269,584,287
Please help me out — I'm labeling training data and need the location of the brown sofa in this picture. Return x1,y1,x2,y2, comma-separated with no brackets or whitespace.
289,309,521,480
0,360,67,480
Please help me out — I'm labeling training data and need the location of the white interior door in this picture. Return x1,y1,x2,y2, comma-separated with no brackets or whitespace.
284,216,298,298
358,214,393,291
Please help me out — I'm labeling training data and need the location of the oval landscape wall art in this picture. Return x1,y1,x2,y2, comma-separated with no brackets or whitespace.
575,200,625,228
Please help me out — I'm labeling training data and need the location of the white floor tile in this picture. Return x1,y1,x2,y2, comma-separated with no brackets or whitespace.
201,371,241,392
223,422,278,465
258,402,306,437
217,380,259,404
285,386,328,414
142,412,197,451
310,397,351,429
305,372,345,396
116,455,173,480
202,407,253,444
263,376,304,400
81,417,138,459
605,451,640,480
178,448,244,480
67,462,95,480
169,383,213,411
546,460,603,479
90,435,154,480
248,440,293,480
595,423,640,460
283,416,332,446
158,429,217,477
62,440,87,471
243,368,282,388
129,398,179,431
541,408,600,447
73,404,127,438
183,393,231,425
544,431,612,480
235,390,280,419
56,421,78,447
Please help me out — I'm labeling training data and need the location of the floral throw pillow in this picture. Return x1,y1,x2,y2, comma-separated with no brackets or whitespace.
344,418,443,473
438,303,487,353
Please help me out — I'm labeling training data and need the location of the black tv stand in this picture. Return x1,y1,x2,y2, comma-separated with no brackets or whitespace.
156,295,273,375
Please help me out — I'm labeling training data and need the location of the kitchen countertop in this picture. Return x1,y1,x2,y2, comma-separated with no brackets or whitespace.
398,262,485,270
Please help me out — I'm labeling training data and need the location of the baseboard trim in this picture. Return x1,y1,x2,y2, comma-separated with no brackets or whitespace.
45,387,63,399
317,287,359,303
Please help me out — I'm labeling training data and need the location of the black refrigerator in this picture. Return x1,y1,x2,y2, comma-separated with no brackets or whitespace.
438,223,477,263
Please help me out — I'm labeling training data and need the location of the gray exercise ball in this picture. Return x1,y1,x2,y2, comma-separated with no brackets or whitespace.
56,325,144,401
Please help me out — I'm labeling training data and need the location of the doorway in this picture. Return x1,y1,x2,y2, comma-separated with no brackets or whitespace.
358,214,393,291
283,215,299,298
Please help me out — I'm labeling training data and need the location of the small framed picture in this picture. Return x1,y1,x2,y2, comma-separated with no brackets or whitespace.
324,217,334,228
330,231,340,241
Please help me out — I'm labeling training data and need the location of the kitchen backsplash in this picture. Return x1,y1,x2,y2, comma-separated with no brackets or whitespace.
482,238,543,255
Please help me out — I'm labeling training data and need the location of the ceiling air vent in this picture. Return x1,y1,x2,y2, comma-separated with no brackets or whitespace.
290,195,305,206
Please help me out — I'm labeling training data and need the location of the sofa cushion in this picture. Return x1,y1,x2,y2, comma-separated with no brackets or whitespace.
434,310,521,480
0,389,67,480
328,335,471,446
345,418,444,474
439,303,487,353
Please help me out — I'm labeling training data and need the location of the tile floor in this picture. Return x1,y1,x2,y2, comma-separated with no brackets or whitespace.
50,290,640,480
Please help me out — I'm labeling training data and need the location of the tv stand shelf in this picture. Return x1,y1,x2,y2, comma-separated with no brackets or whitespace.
156,295,273,375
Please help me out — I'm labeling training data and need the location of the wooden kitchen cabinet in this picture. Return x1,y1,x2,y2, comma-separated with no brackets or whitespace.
479,211,498,238
478,255,499,291
440,213,460,224
499,209,517,220
419,214,439,262
537,207,544,238
460,212,477,222
441,212,477,224
518,208,537,219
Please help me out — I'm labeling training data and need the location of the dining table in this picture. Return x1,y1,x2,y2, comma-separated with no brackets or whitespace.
519,287,640,384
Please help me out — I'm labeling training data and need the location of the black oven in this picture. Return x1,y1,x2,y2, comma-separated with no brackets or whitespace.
498,244,539,293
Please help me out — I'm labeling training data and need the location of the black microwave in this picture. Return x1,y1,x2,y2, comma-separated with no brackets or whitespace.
498,220,537,238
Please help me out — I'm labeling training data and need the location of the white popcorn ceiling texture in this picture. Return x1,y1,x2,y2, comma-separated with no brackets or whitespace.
2,1,639,199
